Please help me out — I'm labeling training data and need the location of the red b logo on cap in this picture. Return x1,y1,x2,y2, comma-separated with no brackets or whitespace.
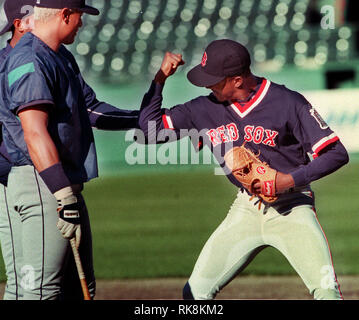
201,52,207,67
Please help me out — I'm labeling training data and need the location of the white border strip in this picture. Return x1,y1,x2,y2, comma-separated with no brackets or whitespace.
165,115,174,129
312,133,338,153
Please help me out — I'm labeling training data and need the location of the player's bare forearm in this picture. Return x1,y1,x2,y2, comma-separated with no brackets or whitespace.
18,107,60,172
251,171,294,195
275,172,295,193
154,52,185,84
25,133,60,172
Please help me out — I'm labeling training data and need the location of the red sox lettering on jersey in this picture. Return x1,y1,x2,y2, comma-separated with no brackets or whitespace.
244,126,279,146
158,78,339,175
205,123,239,147
205,124,278,147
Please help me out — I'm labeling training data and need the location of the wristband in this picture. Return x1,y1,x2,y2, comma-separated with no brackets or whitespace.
39,163,71,194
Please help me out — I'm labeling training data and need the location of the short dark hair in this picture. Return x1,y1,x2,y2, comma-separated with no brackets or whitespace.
229,67,251,79
240,67,251,77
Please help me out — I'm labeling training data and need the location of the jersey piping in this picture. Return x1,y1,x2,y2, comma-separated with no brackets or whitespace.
312,133,339,155
230,79,271,118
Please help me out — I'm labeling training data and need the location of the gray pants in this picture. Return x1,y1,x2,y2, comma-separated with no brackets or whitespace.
0,184,23,299
188,189,342,300
7,165,95,300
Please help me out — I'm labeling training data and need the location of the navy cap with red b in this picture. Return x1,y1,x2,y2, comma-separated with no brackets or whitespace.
35,0,99,16
0,0,36,36
187,39,251,88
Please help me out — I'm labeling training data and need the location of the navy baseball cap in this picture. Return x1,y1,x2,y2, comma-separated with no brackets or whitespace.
0,0,36,36
35,0,99,15
187,39,251,87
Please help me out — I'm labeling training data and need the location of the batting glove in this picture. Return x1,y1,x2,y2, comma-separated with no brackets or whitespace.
55,187,81,248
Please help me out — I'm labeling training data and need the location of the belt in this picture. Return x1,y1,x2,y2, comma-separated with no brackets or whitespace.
240,185,311,196
282,185,312,194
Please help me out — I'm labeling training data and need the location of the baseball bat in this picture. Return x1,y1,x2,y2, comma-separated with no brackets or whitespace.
70,238,92,300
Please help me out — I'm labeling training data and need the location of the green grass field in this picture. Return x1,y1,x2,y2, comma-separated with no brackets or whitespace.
79,159,359,280
0,158,357,283
0,70,357,283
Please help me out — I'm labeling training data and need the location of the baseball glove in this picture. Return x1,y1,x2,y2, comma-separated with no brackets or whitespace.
224,143,278,203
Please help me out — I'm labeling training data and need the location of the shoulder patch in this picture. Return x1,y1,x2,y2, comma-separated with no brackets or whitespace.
8,62,35,88
309,106,329,129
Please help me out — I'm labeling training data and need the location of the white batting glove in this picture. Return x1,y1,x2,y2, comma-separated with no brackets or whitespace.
55,187,81,248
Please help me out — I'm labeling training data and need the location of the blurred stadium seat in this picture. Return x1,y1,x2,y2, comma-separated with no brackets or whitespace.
0,0,356,86
68,0,358,86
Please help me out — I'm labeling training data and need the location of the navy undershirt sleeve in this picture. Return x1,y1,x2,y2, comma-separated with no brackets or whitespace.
79,74,139,130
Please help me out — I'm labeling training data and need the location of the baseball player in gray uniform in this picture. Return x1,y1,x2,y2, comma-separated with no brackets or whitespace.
0,0,139,300
138,40,349,300
0,0,35,300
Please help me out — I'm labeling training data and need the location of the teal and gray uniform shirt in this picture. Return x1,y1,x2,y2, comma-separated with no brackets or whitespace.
0,31,138,300
0,32,138,184
0,42,13,185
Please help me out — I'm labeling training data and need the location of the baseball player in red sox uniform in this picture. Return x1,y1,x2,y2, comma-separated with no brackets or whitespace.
138,39,349,300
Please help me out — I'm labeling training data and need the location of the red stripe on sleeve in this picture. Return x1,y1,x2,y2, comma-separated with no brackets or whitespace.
313,136,339,155
162,114,170,129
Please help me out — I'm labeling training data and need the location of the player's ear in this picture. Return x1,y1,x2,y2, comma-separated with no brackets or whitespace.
61,8,72,24
13,19,22,31
233,76,244,88
18,16,34,33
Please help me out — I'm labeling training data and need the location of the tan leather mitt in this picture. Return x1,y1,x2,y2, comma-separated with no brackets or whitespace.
224,143,278,203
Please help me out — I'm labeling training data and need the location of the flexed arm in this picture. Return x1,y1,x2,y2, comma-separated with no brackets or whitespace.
253,140,348,194
139,52,185,138
153,52,185,85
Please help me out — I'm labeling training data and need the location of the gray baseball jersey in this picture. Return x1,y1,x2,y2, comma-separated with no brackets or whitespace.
0,32,138,299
